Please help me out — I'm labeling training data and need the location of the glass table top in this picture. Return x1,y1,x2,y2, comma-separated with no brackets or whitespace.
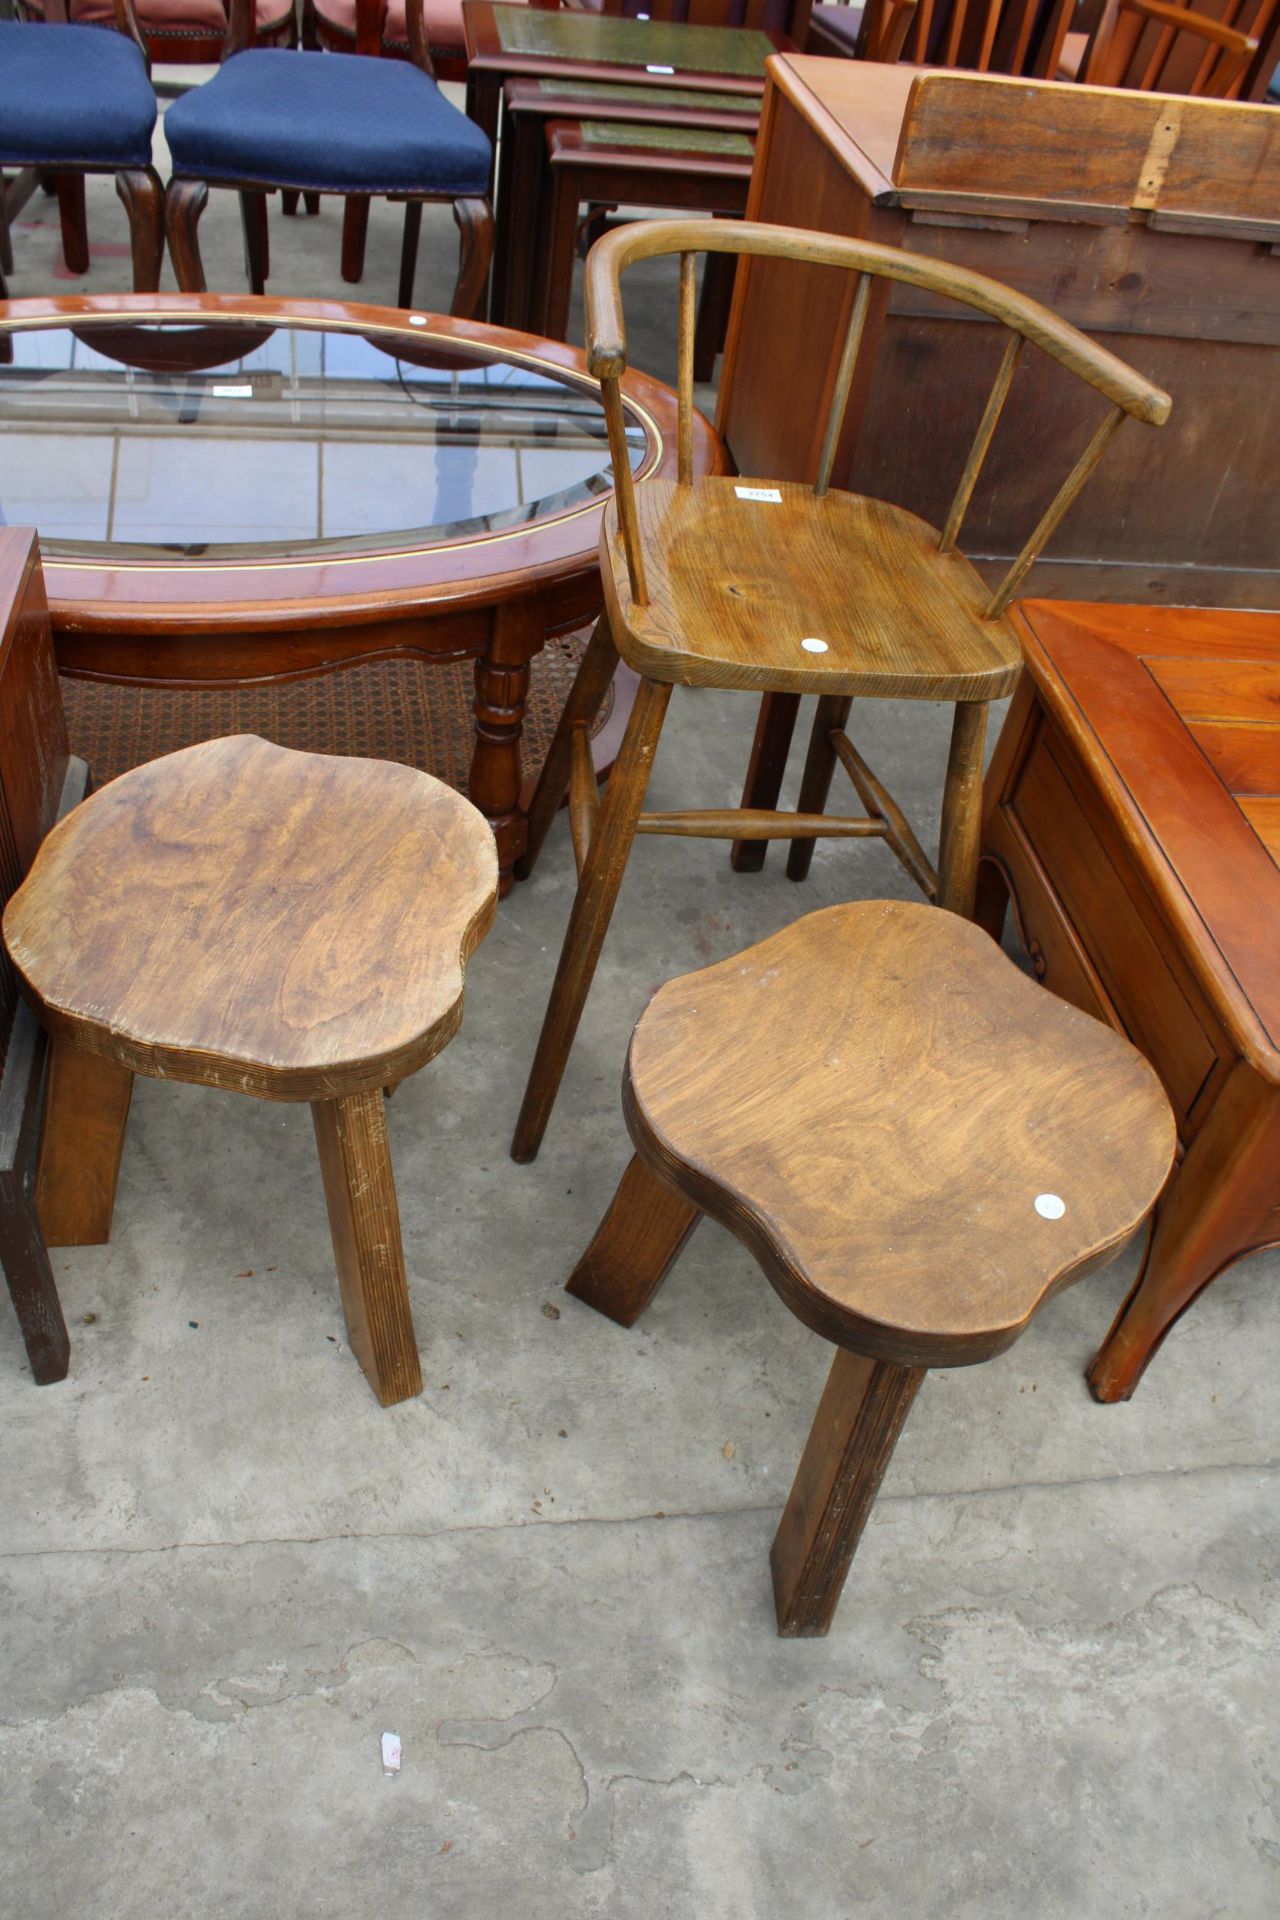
0,316,648,562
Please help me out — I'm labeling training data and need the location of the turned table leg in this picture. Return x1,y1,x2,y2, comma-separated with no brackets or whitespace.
35,1037,134,1247
567,1152,701,1326
771,1348,925,1637
311,1089,423,1407
470,596,544,893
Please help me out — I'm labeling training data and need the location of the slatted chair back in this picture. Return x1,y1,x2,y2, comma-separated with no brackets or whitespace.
224,0,429,65
1081,0,1278,98
592,0,814,37
585,219,1170,618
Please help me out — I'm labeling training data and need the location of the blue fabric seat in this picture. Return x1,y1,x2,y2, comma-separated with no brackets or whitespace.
0,22,157,168
164,47,492,196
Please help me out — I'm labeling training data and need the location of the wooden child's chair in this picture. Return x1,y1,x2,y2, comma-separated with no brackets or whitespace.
511,219,1171,1161
567,900,1176,1635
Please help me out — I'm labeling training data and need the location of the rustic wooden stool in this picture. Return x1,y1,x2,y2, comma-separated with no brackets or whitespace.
2,734,497,1407
567,901,1175,1635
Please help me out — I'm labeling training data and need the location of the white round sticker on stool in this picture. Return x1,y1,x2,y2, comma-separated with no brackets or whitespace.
409,315,428,327
1035,1193,1066,1220
801,638,828,653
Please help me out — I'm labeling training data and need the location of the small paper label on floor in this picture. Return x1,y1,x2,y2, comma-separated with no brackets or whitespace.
735,486,782,503
646,63,676,72
381,1732,402,1775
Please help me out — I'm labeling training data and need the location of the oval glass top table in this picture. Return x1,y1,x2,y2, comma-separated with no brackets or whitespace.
0,293,721,887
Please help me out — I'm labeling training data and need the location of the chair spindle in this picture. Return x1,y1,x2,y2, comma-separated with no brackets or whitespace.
985,406,1126,619
677,250,697,486
940,332,1024,553
814,271,872,499
600,375,649,607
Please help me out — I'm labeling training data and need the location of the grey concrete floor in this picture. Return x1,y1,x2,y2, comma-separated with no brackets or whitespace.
2,109,1278,1919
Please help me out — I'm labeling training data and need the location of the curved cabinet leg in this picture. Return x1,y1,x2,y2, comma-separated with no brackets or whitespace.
731,692,800,874
786,693,852,882
165,178,210,293
451,196,494,321
567,1152,701,1327
115,167,165,292
1087,1064,1280,1402
35,1038,134,1248
772,1349,924,1638
311,1089,422,1408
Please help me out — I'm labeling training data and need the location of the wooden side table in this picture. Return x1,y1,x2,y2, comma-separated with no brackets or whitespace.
977,600,1280,1400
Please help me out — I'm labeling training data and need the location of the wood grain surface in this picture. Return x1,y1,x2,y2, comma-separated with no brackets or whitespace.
624,899,1176,1365
4,735,499,1101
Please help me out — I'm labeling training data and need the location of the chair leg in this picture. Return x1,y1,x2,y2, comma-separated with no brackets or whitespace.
936,700,988,917
398,200,423,309
511,675,674,1164
566,1151,701,1327
450,197,494,321
55,174,89,275
0,1172,70,1385
311,1089,422,1408
304,191,320,216
731,692,801,873
786,694,853,882
115,167,164,293
165,178,210,293
34,1038,135,1249
341,197,369,285
515,614,620,882
771,1348,925,1638
239,190,269,293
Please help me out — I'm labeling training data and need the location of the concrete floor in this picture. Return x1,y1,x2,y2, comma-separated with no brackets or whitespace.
2,107,1278,1919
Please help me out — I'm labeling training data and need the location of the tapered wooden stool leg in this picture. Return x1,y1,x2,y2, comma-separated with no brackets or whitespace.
515,614,620,881
786,693,853,882
311,1089,422,1407
35,1038,134,1248
771,1348,925,1638
567,1152,701,1326
936,700,988,917
0,1176,70,1384
512,675,673,1163
731,692,801,873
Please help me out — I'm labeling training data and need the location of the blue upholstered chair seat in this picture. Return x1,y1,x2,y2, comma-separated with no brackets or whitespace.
164,48,492,195
0,23,157,168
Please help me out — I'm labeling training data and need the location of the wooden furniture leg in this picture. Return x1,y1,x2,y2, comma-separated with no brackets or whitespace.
771,1348,925,1637
35,1038,134,1248
786,694,853,882
311,1088,422,1408
450,197,494,321
239,190,269,293
515,614,619,881
469,594,542,894
341,196,369,285
54,173,89,275
731,692,801,873
1087,1064,1280,1402
0,1172,70,1384
566,1151,701,1326
539,160,581,341
115,168,165,292
165,179,210,292
512,675,673,1163
398,200,423,308
936,699,988,917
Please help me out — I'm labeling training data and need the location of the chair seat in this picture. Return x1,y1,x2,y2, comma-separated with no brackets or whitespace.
313,0,468,59
0,22,157,168
624,900,1175,1366
163,46,492,194
601,475,1023,698
2,736,498,1099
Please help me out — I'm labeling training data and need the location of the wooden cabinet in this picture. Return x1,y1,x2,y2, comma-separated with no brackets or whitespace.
718,58,1280,605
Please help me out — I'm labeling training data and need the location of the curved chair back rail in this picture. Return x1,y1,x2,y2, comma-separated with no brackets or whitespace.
583,218,1172,616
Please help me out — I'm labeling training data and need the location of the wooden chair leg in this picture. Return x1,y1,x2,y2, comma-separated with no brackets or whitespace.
786,693,853,882
341,196,369,284
311,1089,422,1407
450,197,494,321
515,614,620,882
936,700,988,917
1087,1065,1278,1403
771,1348,925,1638
398,199,423,309
55,173,89,275
304,191,321,216
731,692,801,873
115,167,164,292
165,178,210,293
239,190,269,293
511,675,674,1163
0,1173,70,1384
566,1151,701,1326
281,189,299,216
35,1038,134,1249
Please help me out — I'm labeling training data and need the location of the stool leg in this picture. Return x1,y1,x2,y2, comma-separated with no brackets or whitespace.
311,1089,422,1407
0,1173,70,1384
771,1349,925,1638
567,1152,701,1327
35,1038,134,1248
